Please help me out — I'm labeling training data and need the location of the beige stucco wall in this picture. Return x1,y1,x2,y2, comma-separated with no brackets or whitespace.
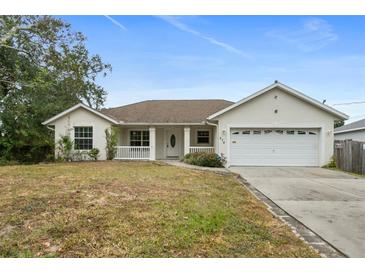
118,126,172,159
334,130,365,142
155,128,165,159
214,87,337,166
51,108,113,160
117,126,149,146
189,126,214,147
162,126,214,158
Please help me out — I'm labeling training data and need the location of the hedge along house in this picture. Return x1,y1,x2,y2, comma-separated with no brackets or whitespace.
42,82,348,166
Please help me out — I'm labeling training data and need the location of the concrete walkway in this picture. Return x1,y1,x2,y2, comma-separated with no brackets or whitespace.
162,160,230,173
229,167,365,257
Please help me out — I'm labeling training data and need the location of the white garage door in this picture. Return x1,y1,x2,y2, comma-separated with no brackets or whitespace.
230,128,319,166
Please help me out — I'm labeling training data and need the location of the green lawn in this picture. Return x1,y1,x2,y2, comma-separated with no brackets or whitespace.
0,161,318,257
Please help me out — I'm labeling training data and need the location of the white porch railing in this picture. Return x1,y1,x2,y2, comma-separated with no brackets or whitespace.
115,146,150,160
189,147,215,154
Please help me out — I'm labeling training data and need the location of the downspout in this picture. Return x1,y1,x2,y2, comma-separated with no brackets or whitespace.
46,125,55,131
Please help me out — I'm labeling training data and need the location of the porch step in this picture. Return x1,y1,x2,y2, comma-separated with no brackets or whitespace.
166,156,179,160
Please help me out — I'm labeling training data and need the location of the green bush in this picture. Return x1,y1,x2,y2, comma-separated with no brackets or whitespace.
44,153,55,163
324,156,336,168
0,158,19,166
183,152,223,167
88,148,100,161
56,135,73,161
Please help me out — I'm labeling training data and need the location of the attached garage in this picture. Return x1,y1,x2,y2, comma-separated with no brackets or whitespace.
207,82,349,167
229,128,319,166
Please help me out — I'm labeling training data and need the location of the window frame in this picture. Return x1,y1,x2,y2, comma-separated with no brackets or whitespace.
74,126,93,150
196,129,210,144
129,129,150,147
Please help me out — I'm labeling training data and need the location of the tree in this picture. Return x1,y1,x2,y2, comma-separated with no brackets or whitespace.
334,120,344,128
0,16,111,162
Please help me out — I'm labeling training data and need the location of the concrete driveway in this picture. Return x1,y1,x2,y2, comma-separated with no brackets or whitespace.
229,167,365,257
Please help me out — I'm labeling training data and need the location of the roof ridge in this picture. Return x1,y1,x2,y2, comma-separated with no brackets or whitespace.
101,100,151,111
102,99,234,111
145,99,232,101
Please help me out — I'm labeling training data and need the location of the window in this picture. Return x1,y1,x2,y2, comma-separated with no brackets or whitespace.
264,130,272,134
298,130,306,135
286,130,295,135
197,130,210,144
130,130,149,146
242,130,250,135
309,131,317,135
253,130,261,135
170,135,176,147
74,127,93,150
232,131,239,135
275,130,284,134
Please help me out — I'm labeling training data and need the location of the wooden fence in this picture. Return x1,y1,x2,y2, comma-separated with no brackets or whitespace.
334,140,365,175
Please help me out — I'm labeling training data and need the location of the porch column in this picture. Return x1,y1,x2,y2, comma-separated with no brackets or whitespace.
149,127,156,160
184,127,190,155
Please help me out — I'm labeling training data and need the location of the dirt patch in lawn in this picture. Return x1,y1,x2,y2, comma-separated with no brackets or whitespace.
0,161,318,257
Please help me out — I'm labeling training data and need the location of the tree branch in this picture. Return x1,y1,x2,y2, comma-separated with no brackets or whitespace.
0,44,31,55
0,25,34,44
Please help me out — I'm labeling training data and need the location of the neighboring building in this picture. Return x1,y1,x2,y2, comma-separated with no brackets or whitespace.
334,118,365,142
42,81,348,167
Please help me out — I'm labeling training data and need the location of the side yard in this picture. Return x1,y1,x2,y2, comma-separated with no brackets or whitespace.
0,161,318,257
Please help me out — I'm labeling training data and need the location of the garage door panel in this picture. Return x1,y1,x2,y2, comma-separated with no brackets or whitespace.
230,128,319,166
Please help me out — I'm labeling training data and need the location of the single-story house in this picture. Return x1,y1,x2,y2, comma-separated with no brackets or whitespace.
334,118,365,141
42,81,348,167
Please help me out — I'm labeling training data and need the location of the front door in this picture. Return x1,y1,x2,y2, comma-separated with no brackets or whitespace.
166,129,179,157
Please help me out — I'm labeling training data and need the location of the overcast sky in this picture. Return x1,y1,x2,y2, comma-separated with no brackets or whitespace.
61,16,365,123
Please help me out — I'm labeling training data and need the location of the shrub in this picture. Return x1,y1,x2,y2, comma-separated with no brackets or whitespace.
72,150,89,161
56,135,73,161
324,156,336,168
88,148,100,161
0,158,19,166
105,127,118,160
183,152,223,167
44,153,55,163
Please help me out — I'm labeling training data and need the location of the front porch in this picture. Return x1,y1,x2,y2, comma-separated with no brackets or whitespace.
114,125,216,160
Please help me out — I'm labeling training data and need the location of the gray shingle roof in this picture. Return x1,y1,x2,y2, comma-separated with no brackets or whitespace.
335,118,365,133
100,100,234,123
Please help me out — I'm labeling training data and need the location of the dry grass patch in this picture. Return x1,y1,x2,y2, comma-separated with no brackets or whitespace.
0,161,318,257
